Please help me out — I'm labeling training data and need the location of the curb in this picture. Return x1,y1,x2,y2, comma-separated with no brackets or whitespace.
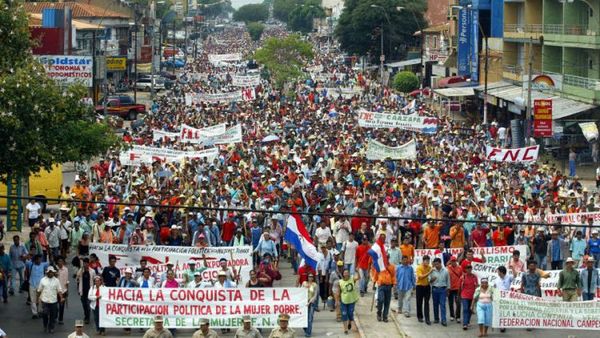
354,313,366,338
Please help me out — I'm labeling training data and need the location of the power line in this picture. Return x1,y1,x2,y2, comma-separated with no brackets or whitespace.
2,194,598,229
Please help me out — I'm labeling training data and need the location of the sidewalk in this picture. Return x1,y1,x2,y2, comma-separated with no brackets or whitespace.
354,290,406,338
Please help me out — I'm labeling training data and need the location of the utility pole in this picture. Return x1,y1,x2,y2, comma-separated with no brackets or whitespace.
92,30,97,105
150,0,156,99
133,7,139,103
380,24,384,87
525,37,534,144
483,35,489,125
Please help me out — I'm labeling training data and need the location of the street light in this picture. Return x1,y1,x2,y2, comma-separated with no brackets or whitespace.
370,4,394,89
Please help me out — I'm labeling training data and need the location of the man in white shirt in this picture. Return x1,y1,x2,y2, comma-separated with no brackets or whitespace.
44,219,61,260
68,320,90,338
37,266,64,334
187,271,212,288
314,221,332,249
25,199,42,228
342,233,358,275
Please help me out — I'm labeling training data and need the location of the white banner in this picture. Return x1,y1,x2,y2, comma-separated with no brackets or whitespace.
326,87,360,99
152,130,180,142
579,122,599,142
99,288,307,328
208,53,242,64
37,55,93,87
232,74,260,87
90,244,253,286
413,245,527,267
118,145,218,165
366,139,417,160
180,123,227,143
185,92,243,105
547,211,600,224
471,263,598,300
357,110,438,133
493,290,600,330
180,124,242,145
485,145,539,163
241,87,256,101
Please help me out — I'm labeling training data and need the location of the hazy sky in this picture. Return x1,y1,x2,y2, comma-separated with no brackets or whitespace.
231,0,263,9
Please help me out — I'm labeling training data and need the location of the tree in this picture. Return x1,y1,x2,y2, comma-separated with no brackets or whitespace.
273,0,300,23
254,34,314,89
335,0,427,62
247,22,266,41
233,3,269,23
287,0,324,33
0,2,118,181
392,71,419,93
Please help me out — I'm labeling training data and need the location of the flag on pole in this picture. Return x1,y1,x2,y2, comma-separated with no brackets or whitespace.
285,214,320,270
367,239,388,272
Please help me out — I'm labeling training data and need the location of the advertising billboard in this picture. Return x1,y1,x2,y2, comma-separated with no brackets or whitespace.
37,55,93,87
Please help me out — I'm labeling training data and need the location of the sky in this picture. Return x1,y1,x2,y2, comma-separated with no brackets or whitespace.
230,0,264,9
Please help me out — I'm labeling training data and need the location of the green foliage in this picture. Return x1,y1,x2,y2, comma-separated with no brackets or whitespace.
0,3,119,181
335,0,427,61
234,3,269,23
288,0,324,33
392,71,419,93
254,34,314,89
199,0,233,17
247,22,265,41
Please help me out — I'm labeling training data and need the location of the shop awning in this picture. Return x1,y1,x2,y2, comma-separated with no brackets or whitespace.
437,76,470,88
434,87,475,97
552,98,595,120
385,58,421,68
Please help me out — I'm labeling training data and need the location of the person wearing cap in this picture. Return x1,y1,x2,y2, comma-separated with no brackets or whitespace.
37,265,64,334
118,267,138,287
68,320,90,338
235,315,262,338
569,230,587,267
192,318,218,338
579,257,599,300
143,315,173,338
470,277,494,337
547,230,568,270
44,219,61,261
558,257,582,302
188,270,212,288
184,259,208,285
588,230,600,268
268,313,295,338
458,264,478,330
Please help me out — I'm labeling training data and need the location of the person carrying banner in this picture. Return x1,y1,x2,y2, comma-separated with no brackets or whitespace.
579,257,599,300
495,266,513,333
557,257,581,302
470,277,494,338
235,315,262,338
142,315,173,338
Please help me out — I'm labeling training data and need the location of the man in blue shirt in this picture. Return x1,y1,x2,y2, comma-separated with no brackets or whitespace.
0,245,12,303
588,230,600,268
27,254,49,318
570,231,587,267
395,255,416,317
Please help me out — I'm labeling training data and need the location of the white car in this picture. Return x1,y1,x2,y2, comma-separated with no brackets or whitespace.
135,78,165,92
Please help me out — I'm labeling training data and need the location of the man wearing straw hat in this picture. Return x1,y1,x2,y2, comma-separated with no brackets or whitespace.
68,320,89,338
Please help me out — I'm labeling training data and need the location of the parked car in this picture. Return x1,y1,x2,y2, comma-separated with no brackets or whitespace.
95,95,146,120
136,77,165,92
159,71,177,80
162,58,185,69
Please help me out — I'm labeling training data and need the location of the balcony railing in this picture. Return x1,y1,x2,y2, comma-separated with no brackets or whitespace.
503,64,525,75
563,74,600,90
543,24,593,36
504,24,543,33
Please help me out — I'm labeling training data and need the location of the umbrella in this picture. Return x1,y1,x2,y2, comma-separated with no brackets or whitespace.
262,135,280,143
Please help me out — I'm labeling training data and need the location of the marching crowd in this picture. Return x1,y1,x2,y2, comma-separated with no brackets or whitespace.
1,20,600,338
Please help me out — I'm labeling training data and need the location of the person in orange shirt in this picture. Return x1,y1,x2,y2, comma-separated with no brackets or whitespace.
423,220,441,249
374,263,396,322
400,236,415,262
492,224,513,247
446,256,463,322
449,223,466,248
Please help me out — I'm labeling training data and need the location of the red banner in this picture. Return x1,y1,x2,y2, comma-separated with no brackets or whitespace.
533,99,553,138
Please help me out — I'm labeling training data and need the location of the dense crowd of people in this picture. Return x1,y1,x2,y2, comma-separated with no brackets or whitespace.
1,20,600,338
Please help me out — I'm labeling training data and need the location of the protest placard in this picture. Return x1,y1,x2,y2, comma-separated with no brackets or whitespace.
493,290,600,330
99,287,308,328
485,145,539,163
180,124,242,145
232,74,260,87
208,53,242,64
357,110,438,133
366,139,417,160
90,244,253,285
152,129,180,142
547,211,600,224
413,245,527,267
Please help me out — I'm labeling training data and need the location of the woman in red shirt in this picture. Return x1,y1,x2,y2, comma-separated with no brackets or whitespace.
458,265,479,330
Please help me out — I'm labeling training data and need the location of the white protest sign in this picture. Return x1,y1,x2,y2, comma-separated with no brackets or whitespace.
202,91,243,103
241,87,256,101
180,124,242,145
232,74,260,87
325,87,360,99
152,129,180,142
547,211,600,224
208,53,242,64
366,139,417,160
180,123,227,143
210,124,243,145
37,55,93,87
357,110,438,133
99,288,308,328
579,122,599,142
485,145,539,163
118,145,218,165
413,245,527,267
90,243,253,285
493,290,600,330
